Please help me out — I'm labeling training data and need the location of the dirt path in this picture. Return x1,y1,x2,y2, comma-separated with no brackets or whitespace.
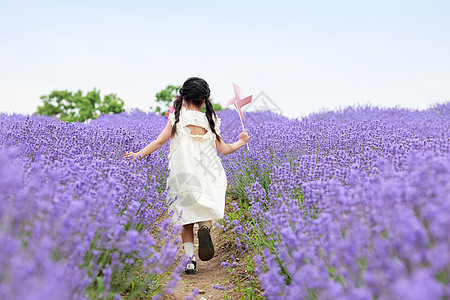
162,225,239,300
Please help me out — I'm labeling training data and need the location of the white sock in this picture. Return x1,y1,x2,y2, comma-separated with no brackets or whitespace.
183,242,195,270
198,220,211,229
183,242,195,261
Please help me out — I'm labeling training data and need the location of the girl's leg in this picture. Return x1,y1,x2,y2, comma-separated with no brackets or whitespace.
182,223,197,274
182,223,194,243
198,220,212,229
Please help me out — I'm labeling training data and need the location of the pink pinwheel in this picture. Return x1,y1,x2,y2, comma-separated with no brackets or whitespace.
227,83,252,120
227,83,252,151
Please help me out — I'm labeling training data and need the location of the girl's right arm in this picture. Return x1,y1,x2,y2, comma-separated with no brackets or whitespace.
215,129,249,155
123,120,172,161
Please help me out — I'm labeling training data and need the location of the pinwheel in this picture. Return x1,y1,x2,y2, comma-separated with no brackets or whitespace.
227,83,252,150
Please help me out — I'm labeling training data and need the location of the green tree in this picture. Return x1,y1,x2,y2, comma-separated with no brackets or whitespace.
151,84,225,116
36,88,124,122
151,85,181,116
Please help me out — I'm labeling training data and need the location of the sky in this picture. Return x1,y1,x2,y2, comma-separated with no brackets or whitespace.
0,0,449,119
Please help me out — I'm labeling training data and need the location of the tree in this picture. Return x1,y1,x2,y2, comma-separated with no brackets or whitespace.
151,85,181,116
151,85,225,116
36,88,124,122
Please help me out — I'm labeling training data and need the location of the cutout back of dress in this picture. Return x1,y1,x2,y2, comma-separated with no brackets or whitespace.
185,124,208,136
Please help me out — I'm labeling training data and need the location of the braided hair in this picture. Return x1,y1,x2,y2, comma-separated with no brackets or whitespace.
171,77,222,142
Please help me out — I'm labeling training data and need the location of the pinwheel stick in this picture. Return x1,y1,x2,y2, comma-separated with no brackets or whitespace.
235,101,250,151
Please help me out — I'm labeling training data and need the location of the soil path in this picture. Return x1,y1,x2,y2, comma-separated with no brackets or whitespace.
162,225,238,300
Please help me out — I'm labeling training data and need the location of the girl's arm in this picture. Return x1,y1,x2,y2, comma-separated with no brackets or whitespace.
123,120,172,161
215,129,249,155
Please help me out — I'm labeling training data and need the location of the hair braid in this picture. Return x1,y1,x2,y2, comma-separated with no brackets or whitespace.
171,94,183,138
204,97,222,142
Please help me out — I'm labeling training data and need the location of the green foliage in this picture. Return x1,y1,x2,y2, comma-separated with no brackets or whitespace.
151,84,226,116
36,88,124,122
151,85,181,116
201,102,224,114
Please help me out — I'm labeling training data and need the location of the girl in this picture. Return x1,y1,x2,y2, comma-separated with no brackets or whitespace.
123,77,250,275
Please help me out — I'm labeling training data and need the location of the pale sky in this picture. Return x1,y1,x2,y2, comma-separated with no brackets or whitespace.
1,0,449,119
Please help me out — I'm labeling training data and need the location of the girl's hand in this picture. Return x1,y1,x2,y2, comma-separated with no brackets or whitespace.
123,151,142,161
239,129,250,144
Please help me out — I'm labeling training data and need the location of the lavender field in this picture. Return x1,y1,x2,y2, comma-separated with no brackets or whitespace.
1,103,449,299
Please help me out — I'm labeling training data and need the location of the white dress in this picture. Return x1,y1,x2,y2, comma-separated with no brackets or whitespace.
166,110,227,226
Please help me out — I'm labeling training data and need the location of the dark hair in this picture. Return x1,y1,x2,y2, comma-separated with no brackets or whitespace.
171,77,222,142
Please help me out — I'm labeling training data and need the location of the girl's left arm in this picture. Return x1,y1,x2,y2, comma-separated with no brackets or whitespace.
124,120,172,160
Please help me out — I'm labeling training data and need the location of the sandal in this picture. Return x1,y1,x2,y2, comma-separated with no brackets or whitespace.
184,259,197,275
198,225,214,261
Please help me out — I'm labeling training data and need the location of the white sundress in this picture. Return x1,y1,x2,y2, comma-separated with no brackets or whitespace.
166,110,227,226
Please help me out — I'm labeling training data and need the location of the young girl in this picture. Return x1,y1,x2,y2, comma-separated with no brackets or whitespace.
123,77,250,275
